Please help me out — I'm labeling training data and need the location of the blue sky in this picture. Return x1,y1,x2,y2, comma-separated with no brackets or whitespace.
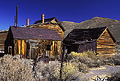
0,0,120,30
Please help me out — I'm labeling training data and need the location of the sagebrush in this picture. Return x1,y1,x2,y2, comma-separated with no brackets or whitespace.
0,54,35,81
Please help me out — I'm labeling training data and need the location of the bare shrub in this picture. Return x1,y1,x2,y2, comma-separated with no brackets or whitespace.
78,62,88,73
0,54,87,81
54,62,82,81
98,55,120,66
0,54,35,81
108,71,120,81
34,61,85,81
68,51,101,68
79,56,101,68
86,50,96,59
34,61,60,81
102,57,114,65
112,55,120,65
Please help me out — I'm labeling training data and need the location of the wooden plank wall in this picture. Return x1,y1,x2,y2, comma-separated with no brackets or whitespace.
40,40,62,58
77,41,96,53
14,39,62,59
51,41,62,57
33,24,64,39
15,40,27,58
0,31,8,53
97,29,115,54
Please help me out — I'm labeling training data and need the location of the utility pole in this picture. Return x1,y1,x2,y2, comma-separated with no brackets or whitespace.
16,5,18,27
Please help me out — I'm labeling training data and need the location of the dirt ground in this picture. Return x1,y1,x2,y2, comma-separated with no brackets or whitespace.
82,65,120,80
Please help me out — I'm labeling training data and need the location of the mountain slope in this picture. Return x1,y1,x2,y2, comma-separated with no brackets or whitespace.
61,17,120,42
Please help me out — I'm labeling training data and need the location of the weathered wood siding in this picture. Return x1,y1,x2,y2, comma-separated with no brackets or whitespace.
32,24,64,39
78,41,96,53
97,29,115,54
28,40,62,59
14,39,62,59
0,31,8,53
14,40,27,58
67,41,96,54
51,20,57,23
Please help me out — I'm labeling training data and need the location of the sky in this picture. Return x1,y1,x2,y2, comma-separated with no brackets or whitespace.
0,0,120,30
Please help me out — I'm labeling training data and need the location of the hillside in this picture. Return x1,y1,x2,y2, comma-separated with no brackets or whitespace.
60,17,120,43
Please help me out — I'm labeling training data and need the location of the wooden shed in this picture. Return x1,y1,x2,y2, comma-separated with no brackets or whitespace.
5,26,62,59
64,27,116,55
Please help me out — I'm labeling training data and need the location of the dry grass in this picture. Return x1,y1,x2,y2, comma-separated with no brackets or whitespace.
89,66,106,70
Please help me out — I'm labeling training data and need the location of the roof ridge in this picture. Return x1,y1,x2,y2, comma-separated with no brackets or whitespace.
73,26,107,30
34,17,57,24
64,27,107,42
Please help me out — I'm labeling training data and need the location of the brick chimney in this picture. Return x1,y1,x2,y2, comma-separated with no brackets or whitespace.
27,18,29,26
41,14,45,23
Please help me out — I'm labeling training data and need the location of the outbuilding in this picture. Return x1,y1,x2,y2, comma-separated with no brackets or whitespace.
64,27,116,55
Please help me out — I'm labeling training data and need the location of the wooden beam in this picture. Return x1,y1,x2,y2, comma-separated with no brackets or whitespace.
18,40,21,54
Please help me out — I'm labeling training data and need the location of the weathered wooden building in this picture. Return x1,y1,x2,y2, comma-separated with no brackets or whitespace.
0,30,8,54
26,14,65,39
64,27,116,55
5,26,62,59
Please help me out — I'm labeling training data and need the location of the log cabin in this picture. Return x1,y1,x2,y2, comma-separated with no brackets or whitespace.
5,26,62,59
63,27,116,55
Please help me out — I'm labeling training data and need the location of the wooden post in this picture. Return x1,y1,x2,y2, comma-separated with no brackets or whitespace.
14,40,16,55
60,44,66,81
29,42,31,59
20,40,22,58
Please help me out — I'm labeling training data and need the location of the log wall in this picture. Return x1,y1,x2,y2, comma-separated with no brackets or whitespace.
97,29,115,54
